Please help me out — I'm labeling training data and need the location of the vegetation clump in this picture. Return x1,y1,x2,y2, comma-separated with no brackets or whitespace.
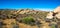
22,16,35,25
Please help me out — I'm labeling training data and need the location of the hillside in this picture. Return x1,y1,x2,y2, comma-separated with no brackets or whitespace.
0,9,49,28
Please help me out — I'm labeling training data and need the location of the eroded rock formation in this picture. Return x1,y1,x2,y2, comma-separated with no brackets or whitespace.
46,6,60,28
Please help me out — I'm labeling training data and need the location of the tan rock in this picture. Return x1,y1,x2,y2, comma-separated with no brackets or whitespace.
53,6,60,13
56,13,60,19
46,6,60,28
53,6,60,19
46,12,53,19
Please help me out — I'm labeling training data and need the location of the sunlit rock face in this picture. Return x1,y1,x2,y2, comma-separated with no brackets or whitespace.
46,6,60,22
53,6,60,19
53,6,60,13
54,6,60,28
46,12,53,19
45,6,60,28
56,13,60,19
45,12,53,22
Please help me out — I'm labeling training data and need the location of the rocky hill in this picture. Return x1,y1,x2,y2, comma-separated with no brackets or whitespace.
0,9,49,28
1,7,60,28
0,6,60,28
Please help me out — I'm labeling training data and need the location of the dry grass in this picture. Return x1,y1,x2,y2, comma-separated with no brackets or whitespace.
18,23,38,28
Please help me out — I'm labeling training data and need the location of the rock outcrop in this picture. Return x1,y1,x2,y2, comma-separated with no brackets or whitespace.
46,6,60,28
46,12,53,19
53,6,60,13
14,9,37,14
46,6,60,20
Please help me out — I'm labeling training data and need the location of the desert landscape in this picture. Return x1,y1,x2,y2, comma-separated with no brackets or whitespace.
0,6,60,28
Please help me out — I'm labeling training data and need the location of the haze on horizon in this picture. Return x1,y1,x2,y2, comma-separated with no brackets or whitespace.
0,0,60,11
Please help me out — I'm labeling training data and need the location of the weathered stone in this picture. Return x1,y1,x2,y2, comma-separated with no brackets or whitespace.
53,6,60,13
46,12,53,19
46,6,60,28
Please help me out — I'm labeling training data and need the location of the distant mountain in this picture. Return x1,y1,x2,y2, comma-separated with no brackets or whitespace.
0,9,17,10
14,9,49,14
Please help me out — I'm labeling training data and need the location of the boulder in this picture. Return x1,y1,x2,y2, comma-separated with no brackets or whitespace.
46,12,53,19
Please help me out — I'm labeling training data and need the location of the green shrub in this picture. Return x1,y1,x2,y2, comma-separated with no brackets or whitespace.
51,24,56,28
22,17,35,25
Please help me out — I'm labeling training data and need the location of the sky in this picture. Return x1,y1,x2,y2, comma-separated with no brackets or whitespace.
0,0,60,11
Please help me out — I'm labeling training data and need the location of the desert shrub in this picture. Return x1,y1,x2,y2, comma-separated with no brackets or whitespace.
13,24,19,28
0,22,7,28
0,22,3,28
50,24,57,28
0,14,8,20
11,22,19,28
22,16,35,25
51,25,55,28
